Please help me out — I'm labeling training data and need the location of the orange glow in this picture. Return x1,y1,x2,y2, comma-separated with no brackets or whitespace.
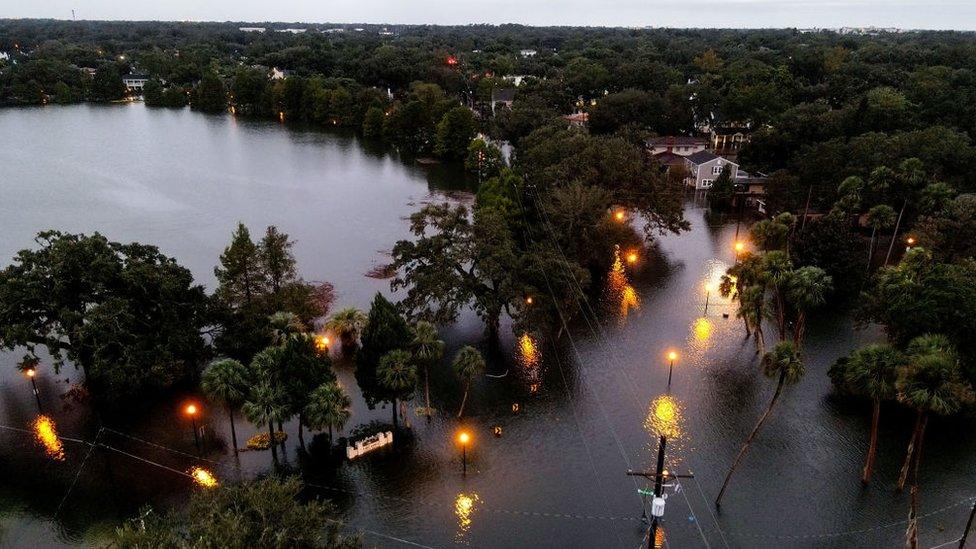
518,333,539,369
33,415,65,461
185,404,198,417
704,282,715,294
446,55,458,66
190,466,218,488
646,394,682,439
25,368,35,378
907,237,916,245
316,335,330,351
278,111,285,122
667,351,678,362
614,210,625,221
525,296,533,305
458,431,471,445
734,241,745,253
626,251,639,264
454,492,480,541
693,317,713,343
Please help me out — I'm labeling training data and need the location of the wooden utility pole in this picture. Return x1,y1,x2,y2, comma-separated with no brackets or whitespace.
959,502,976,548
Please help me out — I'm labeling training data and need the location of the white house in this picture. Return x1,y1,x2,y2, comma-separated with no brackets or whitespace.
239,27,266,33
519,49,538,58
123,74,149,92
646,136,708,156
684,151,739,190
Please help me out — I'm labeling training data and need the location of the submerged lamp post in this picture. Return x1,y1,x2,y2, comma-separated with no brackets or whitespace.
25,368,41,411
185,403,201,452
666,351,678,389
458,431,471,475
704,282,714,314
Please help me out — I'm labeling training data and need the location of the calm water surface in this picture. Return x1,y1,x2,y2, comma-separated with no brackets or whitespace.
1,104,974,548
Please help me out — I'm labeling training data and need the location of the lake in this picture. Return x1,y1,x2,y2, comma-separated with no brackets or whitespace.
1,103,974,548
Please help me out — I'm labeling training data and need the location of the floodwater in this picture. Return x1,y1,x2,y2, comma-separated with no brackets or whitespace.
1,104,974,548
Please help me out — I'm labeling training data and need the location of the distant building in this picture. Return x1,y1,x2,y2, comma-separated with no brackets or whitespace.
275,28,307,34
519,49,538,58
323,28,345,34
646,136,708,156
490,88,516,113
684,151,739,190
502,75,535,87
122,74,150,92
270,67,292,80
239,27,266,33
710,127,751,152
379,28,395,36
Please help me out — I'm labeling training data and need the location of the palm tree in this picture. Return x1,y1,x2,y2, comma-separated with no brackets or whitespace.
452,346,485,418
760,251,794,341
269,311,304,344
786,266,832,348
411,321,444,418
895,334,974,548
716,341,804,506
304,382,352,442
865,204,896,270
835,344,902,485
201,358,251,455
325,308,368,349
739,286,768,355
242,382,287,466
378,349,417,431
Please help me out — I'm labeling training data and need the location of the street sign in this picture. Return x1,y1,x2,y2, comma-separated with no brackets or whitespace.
637,488,654,496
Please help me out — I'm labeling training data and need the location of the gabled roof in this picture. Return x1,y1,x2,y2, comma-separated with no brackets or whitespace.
651,151,685,166
685,151,722,165
646,136,707,147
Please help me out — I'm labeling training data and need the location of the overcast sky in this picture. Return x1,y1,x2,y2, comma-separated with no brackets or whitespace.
5,0,976,30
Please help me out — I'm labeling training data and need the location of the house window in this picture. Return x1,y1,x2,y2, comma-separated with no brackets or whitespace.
701,179,714,188
712,165,723,175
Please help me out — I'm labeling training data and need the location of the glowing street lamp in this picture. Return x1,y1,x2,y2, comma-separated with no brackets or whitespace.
525,296,533,305
703,282,715,315
315,335,330,352
906,236,916,251
666,351,678,389
457,431,471,475
614,210,626,222
733,241,745,262
184,403,201,452
25,367,41,411
626,251,639,264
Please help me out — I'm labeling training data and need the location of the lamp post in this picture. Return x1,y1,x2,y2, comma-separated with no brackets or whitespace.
185,403,201,452
733,241,745,262
704,283,714,315
25,368,41,411
458,431,471,475
666,351,678,390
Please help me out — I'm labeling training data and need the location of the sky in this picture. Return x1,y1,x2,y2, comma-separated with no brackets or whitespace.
3,0,975,30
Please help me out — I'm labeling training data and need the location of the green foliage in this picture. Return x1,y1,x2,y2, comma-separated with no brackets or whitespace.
202,358,251,408
913,194,976,262
192,71,227,113
761,341,805,385
325,307,368,348
452,345,485,382
114,477,360,548
304,381,352,436
434,106,477,159
0,231,207,403
897,335,975,416
362,106,386,139
464,138,504,179
90,64,126,101
708,165,734,212
356,293,411,408
378,349,417,397
829,344,902,397
791,216,865,298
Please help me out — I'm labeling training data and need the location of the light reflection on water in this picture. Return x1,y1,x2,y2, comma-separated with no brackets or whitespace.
454,492,480,543
605,245,640,323
32,415,65,461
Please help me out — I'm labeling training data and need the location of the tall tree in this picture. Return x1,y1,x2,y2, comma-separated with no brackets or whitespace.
201,358,251,455
242,380,286,466
452,346,485,418
192,71,227,113
434,106,477,159
377,349,417,430
829,344,902,484
0,231,207,403
411,321,444,418
304,381,352,442
325,308,368,350
716,341,805,506
356,293,412,411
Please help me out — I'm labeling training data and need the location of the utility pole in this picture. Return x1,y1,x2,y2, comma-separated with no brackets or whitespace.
801,185,813,231
959,502,976,548
627,465,695,549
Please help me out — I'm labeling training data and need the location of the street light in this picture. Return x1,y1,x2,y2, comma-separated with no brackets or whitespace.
704,282,714,314
458,431,471,475
627,251,639,264
733,241,745,261
614,210,626,222
525,296,533,305
25,368,41,411
185,403,201,452
666,351,678,389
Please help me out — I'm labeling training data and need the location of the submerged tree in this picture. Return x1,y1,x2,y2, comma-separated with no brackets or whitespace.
411,321,445,417
201,358,251,455
325,307,368,350
304,381,352,442
452,346,485,418
829,344,902,484
377,349,417,430
716,341,805,506
356,293,412,411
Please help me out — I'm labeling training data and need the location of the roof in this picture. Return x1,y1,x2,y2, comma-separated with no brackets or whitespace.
646,136,707,147
491,88,516,102
651,151,686,166
685,151,722,165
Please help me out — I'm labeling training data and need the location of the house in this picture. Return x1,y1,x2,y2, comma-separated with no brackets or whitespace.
122,74,150,92
646,136,708,156
710,126,751,152
239,27,266,33
650,151,687,170
275,28,307,34
270,67,292,80
562,112,589,128
519,49,538,58
683,151,739,190
490,88,515,113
